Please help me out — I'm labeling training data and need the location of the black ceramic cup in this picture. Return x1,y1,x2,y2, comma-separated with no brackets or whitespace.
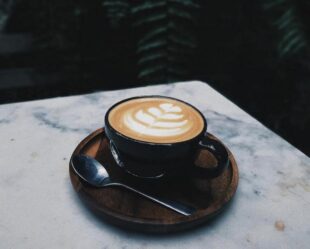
104,96,229,180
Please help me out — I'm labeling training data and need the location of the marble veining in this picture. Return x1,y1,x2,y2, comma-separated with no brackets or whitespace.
0,81,309,249
33,111,92,134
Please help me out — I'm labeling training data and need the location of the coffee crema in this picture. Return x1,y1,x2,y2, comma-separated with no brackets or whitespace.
108,97,205,143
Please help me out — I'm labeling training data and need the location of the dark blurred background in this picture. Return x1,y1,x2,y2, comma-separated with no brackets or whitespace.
0,0,309,155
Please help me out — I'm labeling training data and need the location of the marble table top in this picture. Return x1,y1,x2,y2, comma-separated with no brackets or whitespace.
0,81,309,249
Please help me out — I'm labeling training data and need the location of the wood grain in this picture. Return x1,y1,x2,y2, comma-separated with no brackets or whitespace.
69,128,239,233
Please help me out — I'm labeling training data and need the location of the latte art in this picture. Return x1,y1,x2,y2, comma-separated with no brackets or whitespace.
124,103,191,137
108,97,205,143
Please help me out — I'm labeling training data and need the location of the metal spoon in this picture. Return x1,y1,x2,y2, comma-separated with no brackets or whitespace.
71,155,196,216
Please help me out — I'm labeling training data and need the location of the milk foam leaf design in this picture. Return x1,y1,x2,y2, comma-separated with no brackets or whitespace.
123,102,192,137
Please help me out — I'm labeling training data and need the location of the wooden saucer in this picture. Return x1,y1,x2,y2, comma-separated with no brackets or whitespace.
69,128,238,233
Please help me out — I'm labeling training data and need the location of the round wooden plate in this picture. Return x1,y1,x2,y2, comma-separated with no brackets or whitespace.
69,128,238,233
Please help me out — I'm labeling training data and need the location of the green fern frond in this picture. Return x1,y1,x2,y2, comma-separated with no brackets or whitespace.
102,1,129,8
102,0,129,28
132,0,199,82
138,63,187,79
279,35,304,56
131,1,166,14
263,0,308,57
138,49,188,66
133,12,167,26
263,0,286,10
102,0,199,83
138,64,167,78
137,26,168,45
170,0,200,8
168,6,196,21
137,39,167,53
137,51,167,65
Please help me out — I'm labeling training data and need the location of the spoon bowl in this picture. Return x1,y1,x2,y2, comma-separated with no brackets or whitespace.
72,155,111,186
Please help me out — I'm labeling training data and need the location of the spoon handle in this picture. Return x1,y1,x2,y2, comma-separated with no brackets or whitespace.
107,182,196,216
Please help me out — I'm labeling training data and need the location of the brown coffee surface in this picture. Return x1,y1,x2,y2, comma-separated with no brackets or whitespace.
108,97,204,143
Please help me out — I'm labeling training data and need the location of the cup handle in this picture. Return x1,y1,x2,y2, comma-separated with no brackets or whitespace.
192,136,229,178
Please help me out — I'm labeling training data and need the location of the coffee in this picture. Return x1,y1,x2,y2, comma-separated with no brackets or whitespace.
108,97,204,143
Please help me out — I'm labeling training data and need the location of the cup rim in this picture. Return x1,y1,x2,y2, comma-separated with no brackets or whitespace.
104,95,207,146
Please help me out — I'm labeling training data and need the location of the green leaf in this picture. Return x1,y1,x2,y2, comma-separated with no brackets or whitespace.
102,0,129,27
288,40,307,54
133,0,199,81
279,34,305,56
102,1,129,8
133,12,167,26
170,0,200,9
274,8,293,27
168,6,195,21
138,26,167,46
137,39,167,53
131,1,166,14
263,0,286,10
280,27,299,43
138,51,167,65
262,0,308,57
138,64,167,78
